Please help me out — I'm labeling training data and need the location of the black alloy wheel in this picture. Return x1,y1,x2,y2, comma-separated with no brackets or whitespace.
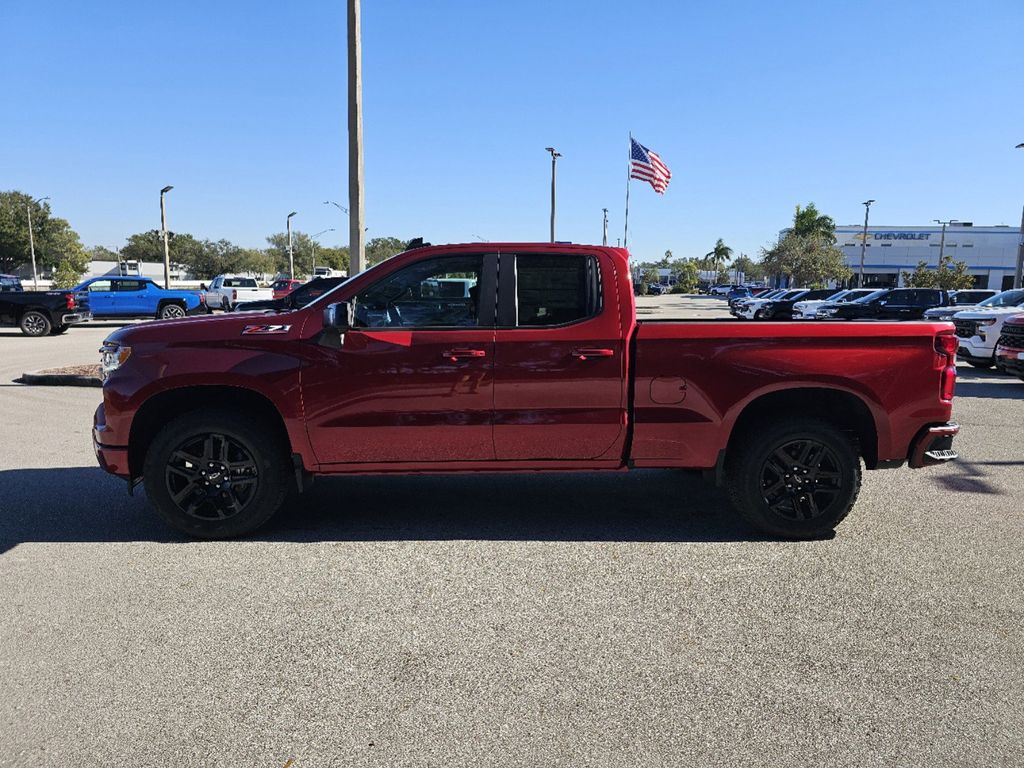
758,439,843,521
143,409,291,538
160,303,186,319
164,433,260,521
725,417,861,539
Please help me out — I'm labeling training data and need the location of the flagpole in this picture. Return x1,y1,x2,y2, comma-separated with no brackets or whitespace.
623,133,631,248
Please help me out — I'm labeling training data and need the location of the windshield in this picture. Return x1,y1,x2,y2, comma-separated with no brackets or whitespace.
978,289,1024,308
853,289,889,304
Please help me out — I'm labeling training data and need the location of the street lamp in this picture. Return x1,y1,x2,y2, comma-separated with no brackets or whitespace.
602,208,609,246
933,219,959,270
858,199,874,288
159,186,173,288
27,195,50,290
286,211,298,278
324,200,349,215
310,227,335,274
545,147,561,242
1015,144,1024,289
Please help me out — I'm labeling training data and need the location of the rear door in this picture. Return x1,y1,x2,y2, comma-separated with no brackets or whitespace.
114,279,148,315
491,251,627,461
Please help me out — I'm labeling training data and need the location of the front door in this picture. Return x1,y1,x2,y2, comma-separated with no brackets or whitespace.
302,253,497,465
492,251,627,461
85,279,115,316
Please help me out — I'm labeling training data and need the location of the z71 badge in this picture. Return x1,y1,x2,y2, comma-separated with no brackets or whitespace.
241,324,291,335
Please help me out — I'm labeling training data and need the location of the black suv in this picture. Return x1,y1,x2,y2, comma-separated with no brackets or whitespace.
760,288,839,320
828,288,951,321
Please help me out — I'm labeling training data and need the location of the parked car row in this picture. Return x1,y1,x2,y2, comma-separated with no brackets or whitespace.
732,287,1000,323
996,314,1024,381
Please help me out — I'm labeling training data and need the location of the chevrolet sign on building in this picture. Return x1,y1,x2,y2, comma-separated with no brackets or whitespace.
836,223,1022,289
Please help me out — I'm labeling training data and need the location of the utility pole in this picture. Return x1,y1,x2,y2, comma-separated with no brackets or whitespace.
348,0,366,274
545,147,561,242
602,208,608,246
858,199,874,288
160,186,173,288
1015,143,1024,289
933,218,958,265
27,196,49,290
287,211,298,278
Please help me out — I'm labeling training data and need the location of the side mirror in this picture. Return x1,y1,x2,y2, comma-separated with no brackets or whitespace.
323,301,356,332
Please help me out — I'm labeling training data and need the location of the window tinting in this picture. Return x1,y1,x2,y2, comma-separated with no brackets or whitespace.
116,280,145,291
516,254,599,327
354,255,483,328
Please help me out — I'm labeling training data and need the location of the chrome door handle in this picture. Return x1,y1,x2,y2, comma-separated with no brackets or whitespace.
572,348,615,360
443,348,487,362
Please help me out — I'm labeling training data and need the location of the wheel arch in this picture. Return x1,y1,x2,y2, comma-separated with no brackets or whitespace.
726,386,883,469
128,385,294,478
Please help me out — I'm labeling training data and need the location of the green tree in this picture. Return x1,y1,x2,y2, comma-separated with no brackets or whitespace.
51,255,89,288
670,258,700,293
792,203,836,242
702,239,733,272
265,231,319,275
0,191,87,274
731,253,764,281
761,232,851,287
122,230,204,272
314,246,350,273
366,236,408,267
901,254,976,290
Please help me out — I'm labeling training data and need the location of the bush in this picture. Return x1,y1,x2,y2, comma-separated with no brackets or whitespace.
669,283,689,294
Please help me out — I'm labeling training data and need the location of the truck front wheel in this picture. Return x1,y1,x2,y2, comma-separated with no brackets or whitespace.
143,409,291,539
725,418,861,539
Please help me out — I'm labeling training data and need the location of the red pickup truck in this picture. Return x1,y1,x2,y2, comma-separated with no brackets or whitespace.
93,243,960,539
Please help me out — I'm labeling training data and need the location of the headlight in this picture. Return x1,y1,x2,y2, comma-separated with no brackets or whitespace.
99,342,132,380
978,318,997,326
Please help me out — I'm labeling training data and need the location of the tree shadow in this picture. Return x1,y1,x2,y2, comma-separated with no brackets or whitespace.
0,466,770,554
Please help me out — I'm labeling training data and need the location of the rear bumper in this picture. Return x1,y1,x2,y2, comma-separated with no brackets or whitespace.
62,311,91,324
186,304,210,315
908,422,960,469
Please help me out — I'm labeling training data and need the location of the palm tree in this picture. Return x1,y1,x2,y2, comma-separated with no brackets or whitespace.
793,203,836,242
702,238,733,271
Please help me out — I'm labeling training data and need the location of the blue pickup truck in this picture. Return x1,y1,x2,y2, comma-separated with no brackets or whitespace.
73,276,207,320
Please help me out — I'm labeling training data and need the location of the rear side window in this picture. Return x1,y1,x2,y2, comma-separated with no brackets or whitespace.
116,280,145,291
515,254,601,327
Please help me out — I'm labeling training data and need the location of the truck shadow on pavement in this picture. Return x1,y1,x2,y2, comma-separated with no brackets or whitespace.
0,467,765,553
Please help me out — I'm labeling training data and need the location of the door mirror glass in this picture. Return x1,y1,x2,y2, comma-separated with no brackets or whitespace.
323,301,356,332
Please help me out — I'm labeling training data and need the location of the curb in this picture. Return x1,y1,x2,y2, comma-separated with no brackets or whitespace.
19,370,102,388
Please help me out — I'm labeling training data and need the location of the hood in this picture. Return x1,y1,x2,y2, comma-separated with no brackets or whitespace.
952,306,1024,320
104,307,308,346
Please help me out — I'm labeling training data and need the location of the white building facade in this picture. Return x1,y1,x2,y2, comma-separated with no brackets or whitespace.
836,223,1021,290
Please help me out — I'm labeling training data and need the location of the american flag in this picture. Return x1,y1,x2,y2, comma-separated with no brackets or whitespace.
629,138,672,194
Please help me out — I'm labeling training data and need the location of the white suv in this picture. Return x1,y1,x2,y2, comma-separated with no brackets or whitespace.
793,288,873,319
952,289,1024,368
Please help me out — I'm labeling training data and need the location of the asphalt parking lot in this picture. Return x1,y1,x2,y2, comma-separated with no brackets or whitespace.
1,298,1022,767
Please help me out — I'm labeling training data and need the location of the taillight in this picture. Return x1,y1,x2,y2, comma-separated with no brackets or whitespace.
935,332,957,401
65,293,76,310
199,292,206,304
232,289,238,301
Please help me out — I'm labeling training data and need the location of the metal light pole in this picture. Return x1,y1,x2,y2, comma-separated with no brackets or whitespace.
310,228,335,274
27,195,49,290
602,208,608,246
348,0,366,275
286,211,298,278
324,200,349,216
933,219,958,265
858,199,874,288
159,186,173,288
545,147,561,242
1015,143,1024,289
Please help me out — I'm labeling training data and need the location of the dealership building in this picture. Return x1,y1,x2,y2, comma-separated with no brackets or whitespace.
836,223,1022,290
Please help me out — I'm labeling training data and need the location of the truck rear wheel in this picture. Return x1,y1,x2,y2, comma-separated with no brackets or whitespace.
143,409,291,539
725,418,861,539
20,310,52,337
158,302,186,320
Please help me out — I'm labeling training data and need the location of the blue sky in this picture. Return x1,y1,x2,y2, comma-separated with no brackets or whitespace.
2,0,1023,262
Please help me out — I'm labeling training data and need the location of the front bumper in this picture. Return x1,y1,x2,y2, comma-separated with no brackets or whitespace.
93,403,130,478
908,422,960,468
996,344,1024,376
955,337,992,363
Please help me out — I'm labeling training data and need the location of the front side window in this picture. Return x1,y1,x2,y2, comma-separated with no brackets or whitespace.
353,255,484,329
88,280,113,292
515,254,600,327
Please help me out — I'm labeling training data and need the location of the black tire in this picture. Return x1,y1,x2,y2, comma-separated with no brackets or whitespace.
158,302,187,320
20,310,52,337
50,324,70,335
967,359,992,369
143,409,291,539
725,417,862,539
